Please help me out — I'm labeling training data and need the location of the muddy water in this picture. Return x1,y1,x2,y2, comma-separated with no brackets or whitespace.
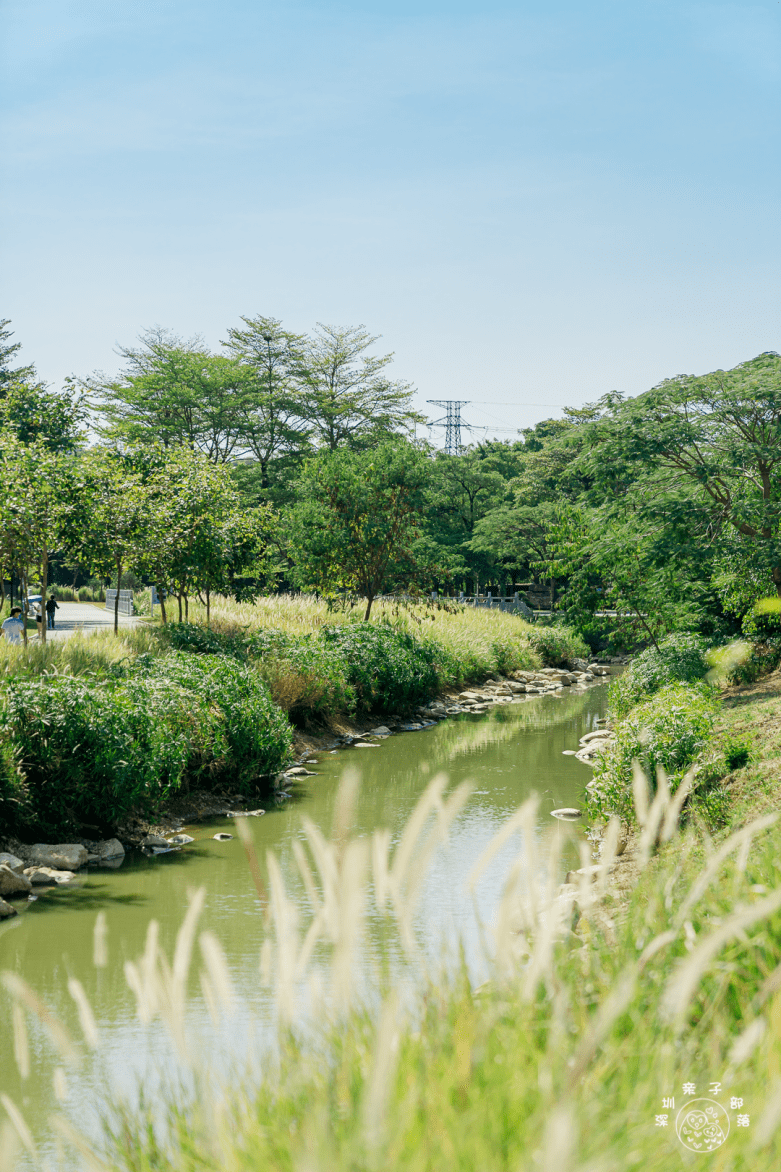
0,682,608,1166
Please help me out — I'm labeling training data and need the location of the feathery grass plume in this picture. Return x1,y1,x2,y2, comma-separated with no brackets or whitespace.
50,1113,110,1172
661,886,781,1028
234,813,268,907
11,1003,29,1081
674,813,778,927
361,991,402,1154
0,1095,36,1159
93,911,108,968
752,1077,781,1150
0,972,79,1064
0,1121,20,1172
67,977,100,1049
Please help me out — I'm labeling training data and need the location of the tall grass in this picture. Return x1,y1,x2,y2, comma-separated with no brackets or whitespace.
3,770,781,1169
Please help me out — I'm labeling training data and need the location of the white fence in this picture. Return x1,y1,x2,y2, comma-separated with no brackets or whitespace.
104,588,134,617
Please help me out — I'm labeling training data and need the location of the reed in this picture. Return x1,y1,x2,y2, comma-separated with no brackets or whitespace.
3,765,781,1170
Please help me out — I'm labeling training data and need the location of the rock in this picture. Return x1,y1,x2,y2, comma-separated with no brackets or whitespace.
551,808,583,820
459,691,481,700
23,866,76,885
371,726,391,735
28,844,88,871
213,833,233,841
226,808,264,817
0,852,24,873
141,834,169,848
579,730,614,745
565,863,616,883
167,834,194,845
0,864,32,897
562,750,577,756
355,742,379,747
285,766,314,776
92,838,125,861
0,897,17,919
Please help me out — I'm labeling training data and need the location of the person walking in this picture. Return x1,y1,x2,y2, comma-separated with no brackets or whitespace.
1,607,25,644
34,602,43,637
45,593,59,629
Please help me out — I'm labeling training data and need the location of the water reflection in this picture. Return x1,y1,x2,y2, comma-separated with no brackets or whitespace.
0,683,607,1166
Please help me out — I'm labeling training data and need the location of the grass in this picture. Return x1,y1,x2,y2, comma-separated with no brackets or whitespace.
0,595,587,838
4,744,781,1169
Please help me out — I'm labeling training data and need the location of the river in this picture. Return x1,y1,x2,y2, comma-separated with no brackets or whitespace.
0,681,608,1168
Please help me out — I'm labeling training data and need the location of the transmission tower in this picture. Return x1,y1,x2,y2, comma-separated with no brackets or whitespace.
427,400,471,455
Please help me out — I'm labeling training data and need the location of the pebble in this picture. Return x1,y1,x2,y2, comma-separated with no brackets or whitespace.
551,808,583,821
167,834,194,845
213,833,233,841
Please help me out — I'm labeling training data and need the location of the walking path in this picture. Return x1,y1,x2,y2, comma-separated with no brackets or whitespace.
41,602,142,641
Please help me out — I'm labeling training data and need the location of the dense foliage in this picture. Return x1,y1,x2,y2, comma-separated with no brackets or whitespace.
0,652,292,836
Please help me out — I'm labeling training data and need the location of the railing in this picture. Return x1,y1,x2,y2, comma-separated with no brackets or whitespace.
430,592,536,620
104,588,134,617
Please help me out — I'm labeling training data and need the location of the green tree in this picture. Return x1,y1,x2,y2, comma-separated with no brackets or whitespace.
222,315,310,491
297,324,423,451
579,352,781,598
88,329,250,462
64,448,150,633
0,432,73,642
290,439,430,619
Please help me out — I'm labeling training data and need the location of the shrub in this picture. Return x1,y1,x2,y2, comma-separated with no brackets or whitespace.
142,653,293,786
256,639,355,722
590,682,718,823
608,632,710,719
0,653,293,837
525,621,590,668
320,623,438,714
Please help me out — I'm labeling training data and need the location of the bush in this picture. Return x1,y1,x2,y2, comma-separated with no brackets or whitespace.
320,623,438,714
590,682,718,823
608,632,710,719
255,638,355,722
525,621,590,668
0,653,293,837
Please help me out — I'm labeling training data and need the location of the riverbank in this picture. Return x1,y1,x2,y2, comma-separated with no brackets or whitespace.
50,665,781,1170
0,597,591,848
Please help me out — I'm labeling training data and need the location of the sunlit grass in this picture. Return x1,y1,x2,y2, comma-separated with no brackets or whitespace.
3,769,781,1170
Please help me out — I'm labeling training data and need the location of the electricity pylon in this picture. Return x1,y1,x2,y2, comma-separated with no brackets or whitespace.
427,400,470,455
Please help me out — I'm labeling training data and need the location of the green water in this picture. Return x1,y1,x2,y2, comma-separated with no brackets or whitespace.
0,683,608,1166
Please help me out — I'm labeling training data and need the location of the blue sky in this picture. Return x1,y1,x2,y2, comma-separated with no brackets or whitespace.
1,0,779,442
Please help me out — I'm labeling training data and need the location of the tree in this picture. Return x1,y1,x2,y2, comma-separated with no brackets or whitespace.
89,329,250,462
0,431,73,643
579,353,781,598
222,315,310,491
0,319,36,389
290,439,430,619
64,448,150,633
297,324,423,451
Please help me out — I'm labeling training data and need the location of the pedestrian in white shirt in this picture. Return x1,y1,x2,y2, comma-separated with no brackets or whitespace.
1,607,25,644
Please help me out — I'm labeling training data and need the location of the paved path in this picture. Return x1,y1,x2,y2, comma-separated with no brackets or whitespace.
41,602,143,641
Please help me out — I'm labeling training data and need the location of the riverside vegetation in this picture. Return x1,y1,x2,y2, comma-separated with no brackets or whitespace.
0,596,588,840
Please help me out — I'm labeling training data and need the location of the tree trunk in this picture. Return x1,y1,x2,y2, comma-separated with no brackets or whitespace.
364,593,374,621
21,568,28,646
177,593,183,623
184,593,189,622
160,593,168,624
40,548,48,644
114,558,122,634
206,586,211,628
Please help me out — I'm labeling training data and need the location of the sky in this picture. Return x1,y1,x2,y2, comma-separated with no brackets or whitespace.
1,0,780,444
